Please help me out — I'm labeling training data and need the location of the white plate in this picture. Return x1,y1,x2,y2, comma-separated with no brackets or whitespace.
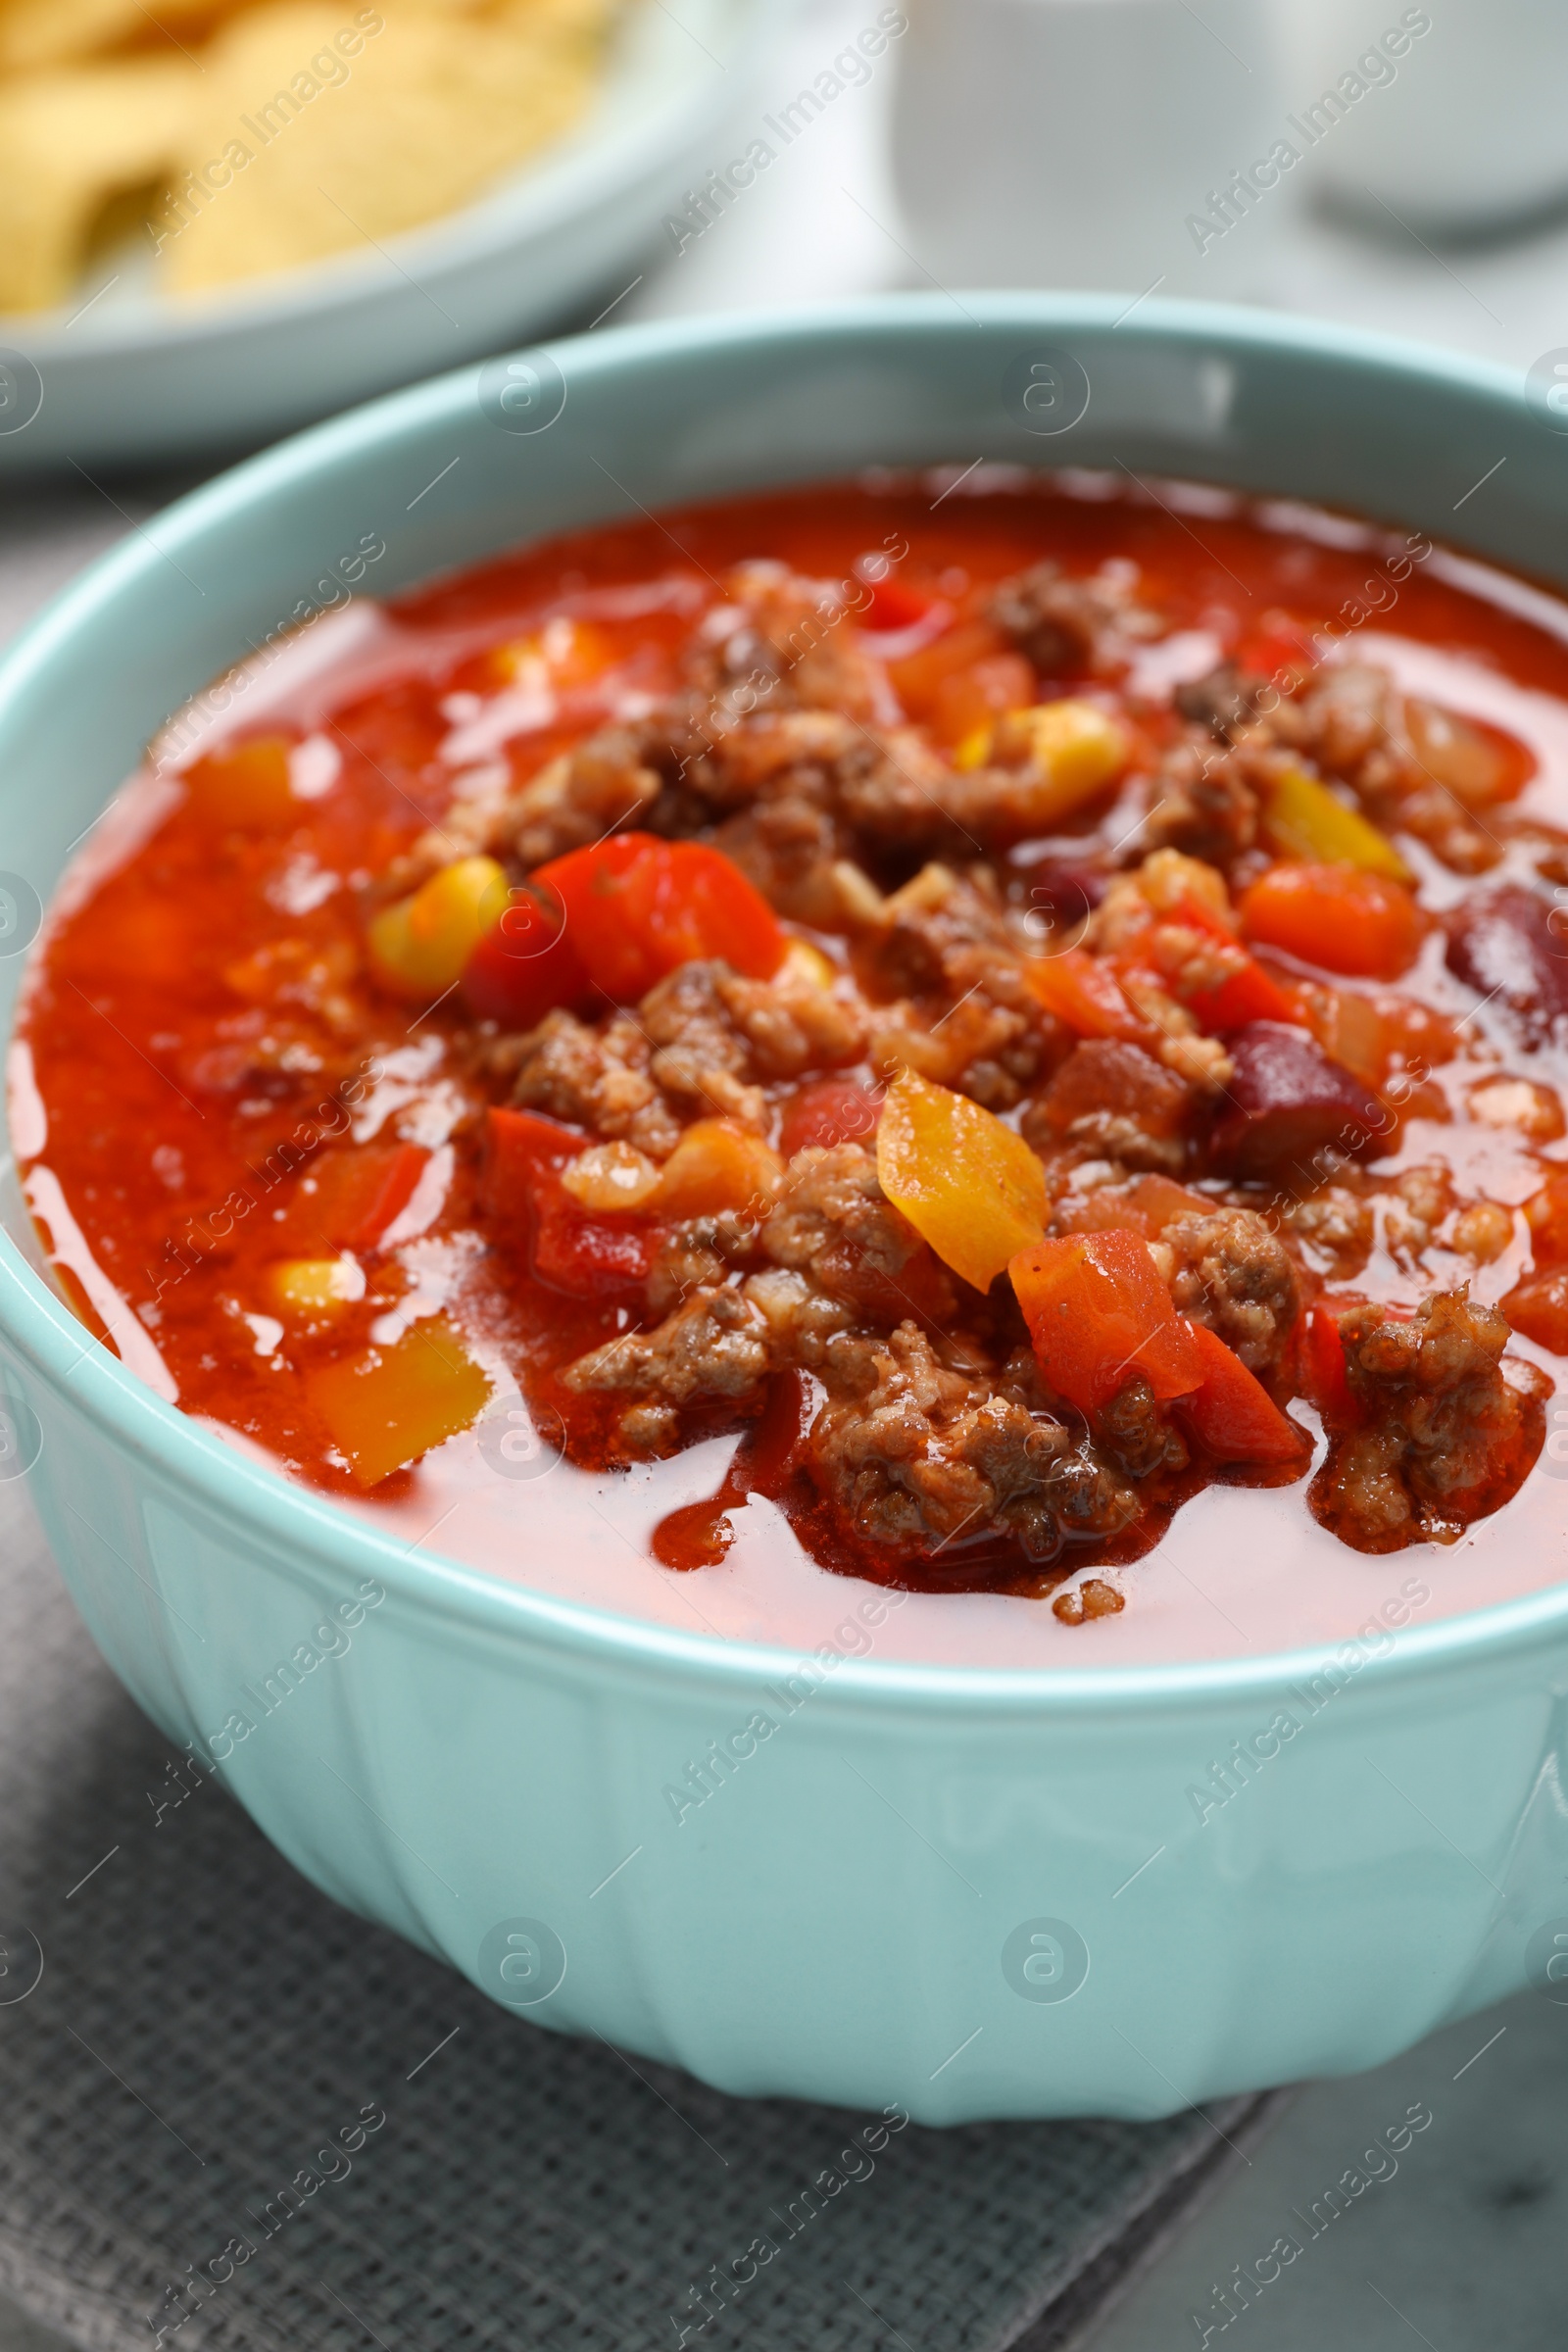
0,0,794,471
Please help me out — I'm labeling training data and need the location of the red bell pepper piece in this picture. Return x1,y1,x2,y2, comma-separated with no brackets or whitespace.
1023,948,1152,1044
1168,896,1306,1032
1009,1229,1202,1415
532,833,785,1004
461,882,590,1026
481,1107,656,1297
1301,1298,1361,1428
284,1141,428,1254
1176,1321,1310,1464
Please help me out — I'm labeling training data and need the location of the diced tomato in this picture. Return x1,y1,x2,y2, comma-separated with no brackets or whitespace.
532,1199,658,1295
1175,1321,1309,1465
860,576,936,633
1055,1174,1211,1239
1185,958,1306,1031
1501,1268,1568,1354
481,1107,655,1296
1523,1173,1568,1266
283,1142,429,1254
886,618,1011,719
930,653,1035,751
1009,1229,1202,1414
533,833,785,1004
1240,863,1426,981
1301,1299,1360,1428
461,882,591,1025
1024,948,1151,1043
778,1077,882,1157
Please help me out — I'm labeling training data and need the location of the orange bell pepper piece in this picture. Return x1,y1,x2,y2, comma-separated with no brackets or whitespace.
1239,863,1426,981
305,1316,492,1489
1175,1321,1309,1464
533,833,785,1003
1009,1229,1201,1414
183,735,297,829
877,1070,1048,1293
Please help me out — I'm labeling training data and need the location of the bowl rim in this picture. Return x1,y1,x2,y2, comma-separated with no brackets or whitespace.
5,286,1565,1715
0,0,790,357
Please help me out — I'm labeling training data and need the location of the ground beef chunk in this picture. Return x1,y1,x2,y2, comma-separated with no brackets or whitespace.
637,962,767,1129
511,1008,682,1160
512,958,864,1158
646,1214,759,1316
1309,1290,1549,1552
1159,1207,1300,1373
1287,1187,1375,1279
562,1286,772,1449
692,562,886,720
761,1144,957,1324
1024,1040,1194,1174
1174,663,1273,741
498,726,662,870
990,560,1164,677
808,1320,1086,1558
1095,1376,1189,1479
857,864,1061,1107
710,793,853,929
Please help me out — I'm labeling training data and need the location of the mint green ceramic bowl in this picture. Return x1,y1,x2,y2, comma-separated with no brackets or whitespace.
3,297,1565,2122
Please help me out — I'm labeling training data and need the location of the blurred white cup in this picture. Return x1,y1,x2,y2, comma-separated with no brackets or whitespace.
1276,0,1568,236
891,0,1290,299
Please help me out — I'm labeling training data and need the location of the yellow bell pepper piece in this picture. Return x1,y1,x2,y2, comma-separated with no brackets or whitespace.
305,1315,492,1490
1262,765,1412,883
268,1255,366,1316
877,1070,1048,1293
367,855,509,1002
1012,700,1128,824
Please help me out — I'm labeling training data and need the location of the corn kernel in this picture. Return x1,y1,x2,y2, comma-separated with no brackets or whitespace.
367,855,509,1001
1014,700,1128,824
777,938,838,992
269,1254,367,1315
561,1141,663,1211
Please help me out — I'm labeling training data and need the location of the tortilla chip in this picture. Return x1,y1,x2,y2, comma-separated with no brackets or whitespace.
0,55,196,309
158,0,612,295
0,0,245,74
